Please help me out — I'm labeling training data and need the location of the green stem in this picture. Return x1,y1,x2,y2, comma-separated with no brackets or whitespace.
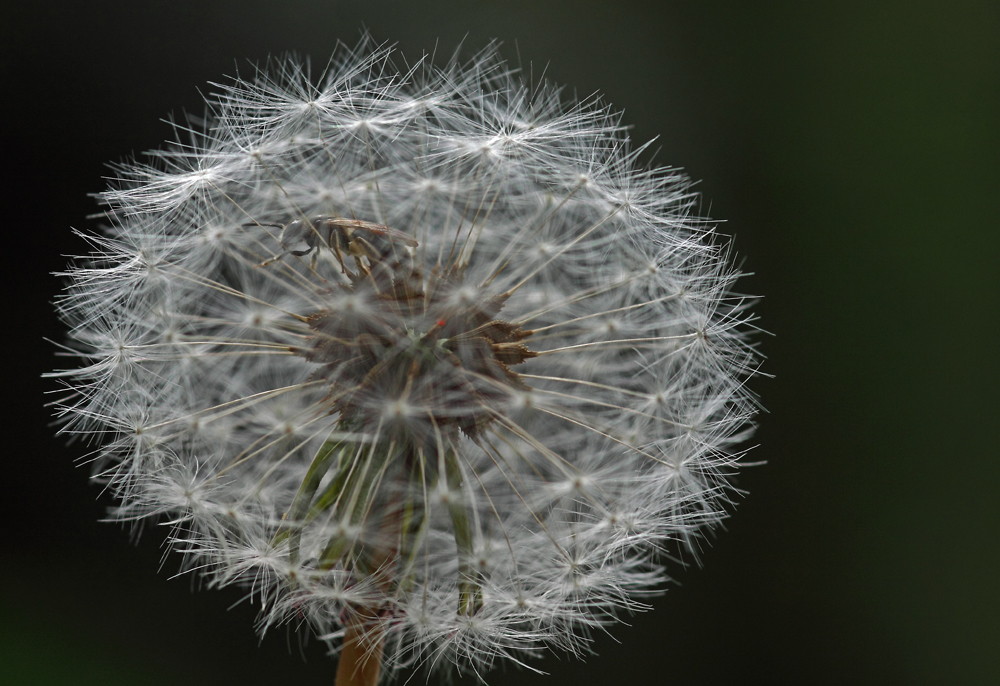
444,448,483,616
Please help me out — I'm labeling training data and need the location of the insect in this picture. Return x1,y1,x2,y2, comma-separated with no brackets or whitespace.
249,216,418,275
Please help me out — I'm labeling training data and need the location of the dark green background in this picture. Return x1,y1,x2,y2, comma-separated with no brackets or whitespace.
3,1,997,683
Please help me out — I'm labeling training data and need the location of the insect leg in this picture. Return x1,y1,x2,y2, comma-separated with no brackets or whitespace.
332,240,348,274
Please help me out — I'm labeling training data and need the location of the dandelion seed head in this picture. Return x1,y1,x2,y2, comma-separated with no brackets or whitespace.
50,36,761,678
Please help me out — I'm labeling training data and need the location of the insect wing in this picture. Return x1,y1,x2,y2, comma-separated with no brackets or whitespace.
331,219,419,247
383,227,419,248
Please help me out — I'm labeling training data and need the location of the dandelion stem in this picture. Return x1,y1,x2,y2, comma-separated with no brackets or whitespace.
336,611,385,686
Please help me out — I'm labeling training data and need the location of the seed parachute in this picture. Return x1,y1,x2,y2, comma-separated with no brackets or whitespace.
50,36,761,680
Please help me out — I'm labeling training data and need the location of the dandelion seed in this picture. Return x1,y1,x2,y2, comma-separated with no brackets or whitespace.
50,36,761,683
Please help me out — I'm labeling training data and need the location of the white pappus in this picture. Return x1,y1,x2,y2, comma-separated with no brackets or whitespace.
50,36,762,682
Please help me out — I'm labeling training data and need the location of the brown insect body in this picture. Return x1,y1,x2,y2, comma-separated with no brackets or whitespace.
254,216,418,275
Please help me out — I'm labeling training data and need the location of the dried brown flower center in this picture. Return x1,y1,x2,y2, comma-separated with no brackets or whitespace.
300,238,536,441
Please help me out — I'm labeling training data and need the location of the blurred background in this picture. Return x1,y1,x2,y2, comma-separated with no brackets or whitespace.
2,1,997,684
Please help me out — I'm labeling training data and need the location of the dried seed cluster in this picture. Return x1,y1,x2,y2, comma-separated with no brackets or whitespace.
302,256,536,442
50,38,761,677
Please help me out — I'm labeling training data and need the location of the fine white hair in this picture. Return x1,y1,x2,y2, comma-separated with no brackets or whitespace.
51,36,761,678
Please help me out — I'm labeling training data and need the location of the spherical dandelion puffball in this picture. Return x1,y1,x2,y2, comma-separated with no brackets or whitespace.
52,38,760,676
